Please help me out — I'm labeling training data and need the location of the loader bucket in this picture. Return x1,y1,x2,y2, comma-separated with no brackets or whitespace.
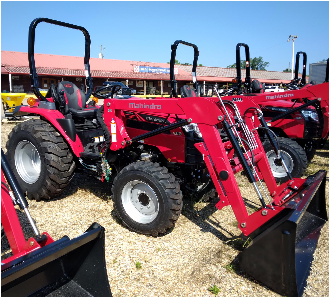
239,170,327,297
1,222,112,297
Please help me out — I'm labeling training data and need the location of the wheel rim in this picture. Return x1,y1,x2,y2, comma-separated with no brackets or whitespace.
121,180,159,224
266,149,294,178
15,140,41,184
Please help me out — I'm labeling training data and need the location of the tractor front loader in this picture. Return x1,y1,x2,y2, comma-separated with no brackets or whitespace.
1,149,112,297
104,84,327,297
103,41,327,296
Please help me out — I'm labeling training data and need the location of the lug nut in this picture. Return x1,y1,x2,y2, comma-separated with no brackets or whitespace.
241,223,246,228
218,116,223,121
261,210,268,216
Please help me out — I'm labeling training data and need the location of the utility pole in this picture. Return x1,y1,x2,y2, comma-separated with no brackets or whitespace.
287,35,298,79
99,45,105,59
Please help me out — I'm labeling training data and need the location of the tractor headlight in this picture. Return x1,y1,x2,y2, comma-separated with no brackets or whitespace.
182,123,203,138
301,110,319,122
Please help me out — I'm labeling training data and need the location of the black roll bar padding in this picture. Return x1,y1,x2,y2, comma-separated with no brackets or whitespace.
325,58,329,83
294,51,307,85
169,40,199,98
28,18,93,102
1,148,29,210
236,43,251,93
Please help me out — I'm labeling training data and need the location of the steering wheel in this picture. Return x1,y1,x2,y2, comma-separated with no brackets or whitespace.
92,84,122,99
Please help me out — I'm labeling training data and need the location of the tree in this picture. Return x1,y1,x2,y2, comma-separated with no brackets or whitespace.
227,56,269,70
167,59,181,64
283,68,291,72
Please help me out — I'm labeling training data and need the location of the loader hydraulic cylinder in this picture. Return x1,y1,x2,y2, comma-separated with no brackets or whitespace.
1,149,28,210
222,119,267,208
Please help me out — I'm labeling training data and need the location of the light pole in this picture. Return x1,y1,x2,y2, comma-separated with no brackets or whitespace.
99,45,105,59
287,35,298,79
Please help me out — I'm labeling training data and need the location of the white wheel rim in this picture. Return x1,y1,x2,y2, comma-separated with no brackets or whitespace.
266,149,294,178
121,180,159,224
15,140,41,184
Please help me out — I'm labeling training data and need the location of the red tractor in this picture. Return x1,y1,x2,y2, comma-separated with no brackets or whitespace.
5,18,328,297
220,44,329,182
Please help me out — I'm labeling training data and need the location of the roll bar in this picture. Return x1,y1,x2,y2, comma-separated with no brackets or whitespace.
235,43,252,94
169,40,199,98
294,51,307,86
28,18,93,101
325,58,329,83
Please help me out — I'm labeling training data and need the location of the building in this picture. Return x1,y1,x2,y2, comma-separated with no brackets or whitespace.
1,51,293,95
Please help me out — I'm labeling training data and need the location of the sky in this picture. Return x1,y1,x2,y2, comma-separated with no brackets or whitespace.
1,1,329,74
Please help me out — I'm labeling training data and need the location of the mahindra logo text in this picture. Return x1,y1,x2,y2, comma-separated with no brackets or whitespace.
265,93,294,100
129,103,161,110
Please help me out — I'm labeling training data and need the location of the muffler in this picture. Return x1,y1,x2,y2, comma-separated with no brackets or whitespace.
239,170,327,297
1,223,112,297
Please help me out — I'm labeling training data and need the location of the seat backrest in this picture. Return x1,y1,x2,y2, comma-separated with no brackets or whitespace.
58,81,86,110
180,85,196,97
251,80,264,93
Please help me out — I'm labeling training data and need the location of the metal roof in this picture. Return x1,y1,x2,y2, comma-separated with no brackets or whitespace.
1,51,292,83
177,65,293,84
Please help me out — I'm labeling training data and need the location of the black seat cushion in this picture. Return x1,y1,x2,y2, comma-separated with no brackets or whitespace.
68,107,98,118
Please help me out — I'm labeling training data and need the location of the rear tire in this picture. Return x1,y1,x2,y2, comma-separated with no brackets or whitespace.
112,161,182,236
5,119,75,201
263,137,307,183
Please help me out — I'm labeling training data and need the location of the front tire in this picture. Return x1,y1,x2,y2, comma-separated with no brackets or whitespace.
5,119,75,201
263,137,308,183
112,161,182,236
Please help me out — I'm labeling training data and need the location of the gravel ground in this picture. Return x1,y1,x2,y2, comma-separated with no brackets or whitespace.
1,119,329,297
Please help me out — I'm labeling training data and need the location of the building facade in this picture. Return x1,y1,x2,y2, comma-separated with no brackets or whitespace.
1,51,293,95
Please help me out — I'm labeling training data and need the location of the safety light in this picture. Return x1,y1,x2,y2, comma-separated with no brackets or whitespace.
232,78,237,83
93,97,99,104
27,97,36,106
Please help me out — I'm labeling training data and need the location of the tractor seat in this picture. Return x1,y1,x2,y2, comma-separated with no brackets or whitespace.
180,85,196,97
251,80,265,93
58,81,97,118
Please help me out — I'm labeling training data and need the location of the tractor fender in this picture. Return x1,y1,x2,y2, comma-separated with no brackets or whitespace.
13,105,84,157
